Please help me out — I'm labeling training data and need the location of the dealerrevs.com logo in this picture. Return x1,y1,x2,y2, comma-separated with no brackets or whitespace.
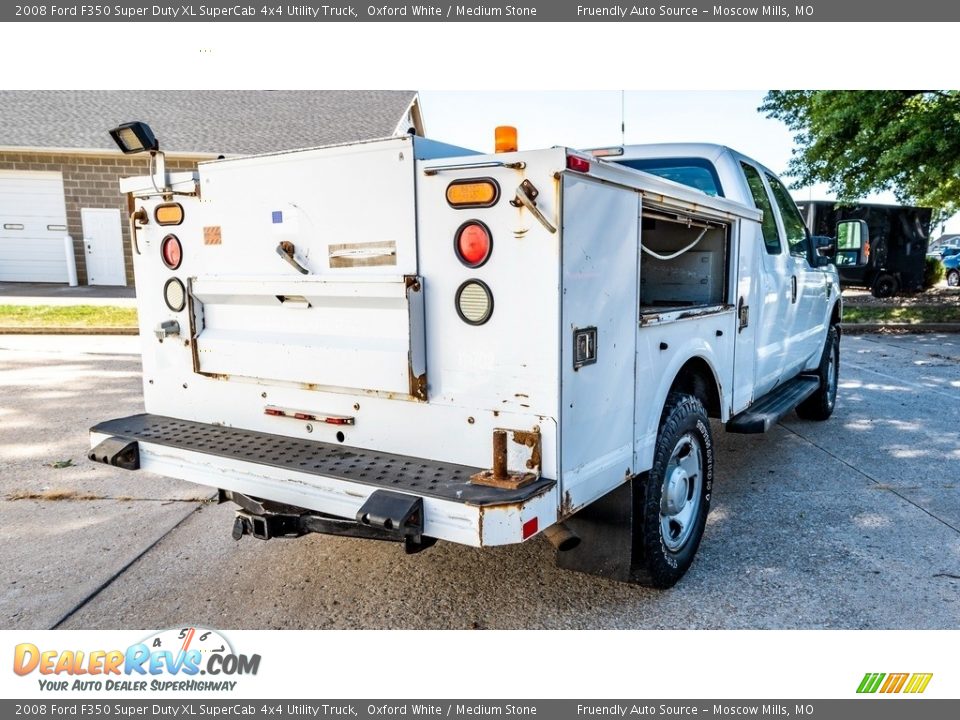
857,672,933,694
13,627,260,692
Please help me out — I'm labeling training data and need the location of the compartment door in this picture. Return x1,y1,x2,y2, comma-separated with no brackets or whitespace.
190,275,426,400
559,177,640,513
732,220,758,413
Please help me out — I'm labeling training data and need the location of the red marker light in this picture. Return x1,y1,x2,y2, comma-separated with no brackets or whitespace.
161,234,182,270
566,155,590,173
455,221,492,268
264,407,285,417
522,517,539,540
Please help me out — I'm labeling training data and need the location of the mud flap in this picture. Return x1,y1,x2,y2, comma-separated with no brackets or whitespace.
555,478,647,583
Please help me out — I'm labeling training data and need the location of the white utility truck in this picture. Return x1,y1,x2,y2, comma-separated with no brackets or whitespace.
90,124,841,587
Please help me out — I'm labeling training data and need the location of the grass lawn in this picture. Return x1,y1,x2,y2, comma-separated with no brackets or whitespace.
0,305,138,328
843,305,960,324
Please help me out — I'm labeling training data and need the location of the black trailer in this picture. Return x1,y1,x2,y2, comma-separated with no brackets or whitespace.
797,201,932,297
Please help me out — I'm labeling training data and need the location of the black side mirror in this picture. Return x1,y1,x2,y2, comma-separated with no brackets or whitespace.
835,219,870,267
812,235,835,267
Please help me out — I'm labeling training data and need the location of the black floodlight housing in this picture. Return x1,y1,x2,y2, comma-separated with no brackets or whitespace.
109,121,159,154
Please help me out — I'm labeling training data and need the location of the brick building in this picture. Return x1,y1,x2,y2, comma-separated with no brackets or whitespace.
0,91,424,286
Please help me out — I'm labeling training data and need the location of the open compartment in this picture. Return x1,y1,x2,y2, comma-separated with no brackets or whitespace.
639,209,730,314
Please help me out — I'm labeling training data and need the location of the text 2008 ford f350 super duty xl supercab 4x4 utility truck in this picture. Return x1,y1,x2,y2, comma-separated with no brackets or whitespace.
89,125,841,588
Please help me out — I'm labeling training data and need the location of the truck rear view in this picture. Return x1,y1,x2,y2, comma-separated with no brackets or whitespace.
91,125,838,588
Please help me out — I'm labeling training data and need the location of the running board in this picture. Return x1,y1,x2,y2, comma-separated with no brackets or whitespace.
726,375,820,434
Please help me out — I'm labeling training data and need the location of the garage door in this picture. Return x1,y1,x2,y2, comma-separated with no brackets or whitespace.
0,171,69,282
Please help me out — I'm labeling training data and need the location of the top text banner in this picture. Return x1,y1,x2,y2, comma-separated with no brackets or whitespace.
6,1,960,22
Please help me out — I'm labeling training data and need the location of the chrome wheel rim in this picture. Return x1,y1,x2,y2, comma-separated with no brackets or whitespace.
660,432,703,552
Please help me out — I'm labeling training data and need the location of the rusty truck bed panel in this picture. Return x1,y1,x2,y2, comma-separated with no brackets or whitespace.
91,414,555,507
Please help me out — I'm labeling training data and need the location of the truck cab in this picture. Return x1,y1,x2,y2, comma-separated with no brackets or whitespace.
600,143,841,398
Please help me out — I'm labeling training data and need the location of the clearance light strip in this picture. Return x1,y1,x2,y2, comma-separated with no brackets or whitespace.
264,406,355,425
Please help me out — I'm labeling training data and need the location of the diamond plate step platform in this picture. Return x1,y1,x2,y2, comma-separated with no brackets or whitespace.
91,414,554,507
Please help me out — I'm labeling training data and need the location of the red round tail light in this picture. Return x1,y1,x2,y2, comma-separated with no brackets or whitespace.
161,234,182,270
454,221,492,268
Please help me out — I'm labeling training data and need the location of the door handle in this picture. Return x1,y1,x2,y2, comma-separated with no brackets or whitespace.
737,296,749,331
791,275,797,303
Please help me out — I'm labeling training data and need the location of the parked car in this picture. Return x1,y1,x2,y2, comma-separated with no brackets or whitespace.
944,253,960,287
935,245,960,260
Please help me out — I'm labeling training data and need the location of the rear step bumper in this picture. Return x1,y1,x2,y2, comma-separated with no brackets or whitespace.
725,375,820,434
89,414,557,547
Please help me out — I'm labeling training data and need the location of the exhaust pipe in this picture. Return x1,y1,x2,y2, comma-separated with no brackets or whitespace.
544,522,580,552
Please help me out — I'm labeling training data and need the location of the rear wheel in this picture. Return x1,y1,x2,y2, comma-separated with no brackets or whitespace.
635,392,714,588
796,325,840,421
871,273,899,298
947,269,960,287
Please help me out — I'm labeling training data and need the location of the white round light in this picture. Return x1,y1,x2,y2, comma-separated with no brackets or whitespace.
456,280,493,325
164,277,186,312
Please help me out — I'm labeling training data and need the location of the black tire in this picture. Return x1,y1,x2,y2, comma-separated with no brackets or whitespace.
871,273,899,298
947,269,960,288
796,325,840,421
635,392,714,588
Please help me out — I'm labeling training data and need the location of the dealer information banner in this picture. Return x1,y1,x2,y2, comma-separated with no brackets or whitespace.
3,701,960,719
3,630,958,718
5,0,960,22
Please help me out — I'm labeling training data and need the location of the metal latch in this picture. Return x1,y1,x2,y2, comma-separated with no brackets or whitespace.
511,179,557,234
738,297,750,331
154,319,180,340
88,436,140,470
276,241,309,274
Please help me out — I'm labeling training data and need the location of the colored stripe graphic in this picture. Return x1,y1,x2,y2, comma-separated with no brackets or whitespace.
857,672,932,694
904,673,933,694
880,673,909,693
857,673,885,693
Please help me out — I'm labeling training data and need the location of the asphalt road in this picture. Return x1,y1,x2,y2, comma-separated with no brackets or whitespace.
1,332,958,630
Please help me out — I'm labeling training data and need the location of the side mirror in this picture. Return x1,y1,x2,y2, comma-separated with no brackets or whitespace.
812,235,835,267
835,219,870,267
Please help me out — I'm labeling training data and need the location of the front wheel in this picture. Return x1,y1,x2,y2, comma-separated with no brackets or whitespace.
796,325,840,421
635,392,714,588
947,269,960,287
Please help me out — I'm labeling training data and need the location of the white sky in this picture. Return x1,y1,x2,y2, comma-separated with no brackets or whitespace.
420,90,958,235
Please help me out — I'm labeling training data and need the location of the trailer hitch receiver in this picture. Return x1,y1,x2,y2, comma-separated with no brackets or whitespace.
224,489,435,554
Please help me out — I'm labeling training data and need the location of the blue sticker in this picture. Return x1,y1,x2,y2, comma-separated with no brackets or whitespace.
272,211,283,224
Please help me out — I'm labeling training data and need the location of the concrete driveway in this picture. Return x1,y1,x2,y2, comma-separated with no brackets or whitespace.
1,332,958,630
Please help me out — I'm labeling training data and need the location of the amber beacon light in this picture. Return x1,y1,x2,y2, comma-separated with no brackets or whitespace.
494,126,518,153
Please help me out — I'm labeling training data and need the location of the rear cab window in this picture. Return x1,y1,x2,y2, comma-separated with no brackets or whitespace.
740,163,782,254
766,173,811,261
616,157,724,197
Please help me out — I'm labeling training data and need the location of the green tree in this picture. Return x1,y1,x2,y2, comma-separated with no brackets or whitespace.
760,91,960,223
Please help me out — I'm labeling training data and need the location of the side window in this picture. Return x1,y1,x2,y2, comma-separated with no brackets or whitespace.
740,162,781,254
766,174,810,259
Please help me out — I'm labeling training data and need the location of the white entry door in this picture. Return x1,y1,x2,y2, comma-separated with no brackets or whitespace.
81,208,126,286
